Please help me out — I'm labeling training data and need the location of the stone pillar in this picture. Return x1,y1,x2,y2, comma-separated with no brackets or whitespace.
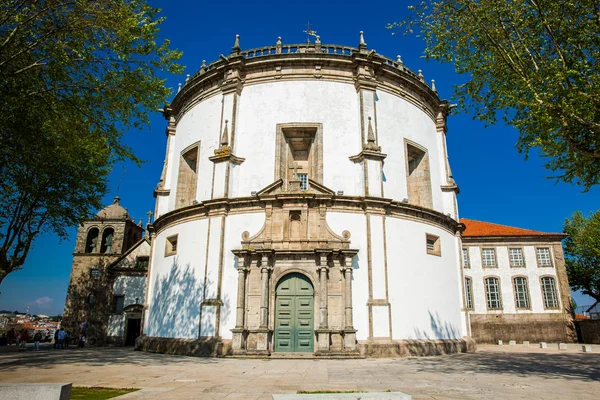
256,252,271,352
341,253,357,351
316,251,330,352
231,254,247,352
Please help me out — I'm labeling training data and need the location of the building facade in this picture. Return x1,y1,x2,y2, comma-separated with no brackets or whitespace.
64,197,150,345
460,219,575,343
139,33,472,357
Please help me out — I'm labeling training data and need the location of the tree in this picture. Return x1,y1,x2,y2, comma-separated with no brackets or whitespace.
0,1,183,284
391,1,600,189
563,210,600,303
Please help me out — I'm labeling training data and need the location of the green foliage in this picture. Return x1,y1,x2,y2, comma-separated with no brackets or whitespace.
70,387,139,400
564,210,600,303
0,1,183,284
390,1,600,189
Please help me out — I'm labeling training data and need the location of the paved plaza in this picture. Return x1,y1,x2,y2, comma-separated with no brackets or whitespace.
0,344,598,399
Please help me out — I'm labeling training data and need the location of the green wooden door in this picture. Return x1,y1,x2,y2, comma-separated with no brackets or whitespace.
274,273,314,352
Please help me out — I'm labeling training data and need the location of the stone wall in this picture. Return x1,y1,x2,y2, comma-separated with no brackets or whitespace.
358,338,476,358
470,313,575,343
577,320,600,344
136,336,232,357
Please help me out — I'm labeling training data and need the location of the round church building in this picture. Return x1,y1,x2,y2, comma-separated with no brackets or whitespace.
139,33,473,357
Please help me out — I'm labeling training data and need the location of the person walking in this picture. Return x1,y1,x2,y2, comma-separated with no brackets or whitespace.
16,330,22,350
53,329,59,349
57,328,65,349
19,330,29,351
33,331,42,351
7,328,15,346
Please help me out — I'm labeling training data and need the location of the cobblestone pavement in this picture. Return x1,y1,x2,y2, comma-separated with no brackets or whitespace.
0,343,598,399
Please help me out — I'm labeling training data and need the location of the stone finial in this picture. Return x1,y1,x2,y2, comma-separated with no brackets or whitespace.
315,35,321,44
113,196,120,204
145,211,153,237
418,69,425,82
177,83,182,93
364,117,381,152
231,34,241,54
185,74,190,84
138,218,143,227
220,120,229,147
201,60,207,72
276,36,282,54
431,79,437,92
359,31,367,50
396,55,403,66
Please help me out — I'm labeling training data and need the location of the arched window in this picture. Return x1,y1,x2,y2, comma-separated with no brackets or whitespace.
541,276,559,309
513,277,530,309
484,277,502,310
100,228,115,253
464,277,473,309
85,228,99,253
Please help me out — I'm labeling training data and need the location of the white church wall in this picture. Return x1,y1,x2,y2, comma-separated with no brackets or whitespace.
107,315,125,338
168,95,222,211
376,91,444,211
113,276,146,309
146,220,209,338
326,212,369,340
464,244,561,315
219,212,266,339
230,80,361,198
385,218,465,340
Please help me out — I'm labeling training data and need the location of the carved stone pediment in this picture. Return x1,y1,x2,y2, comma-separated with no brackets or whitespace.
241,180,350,251
256,179,335,197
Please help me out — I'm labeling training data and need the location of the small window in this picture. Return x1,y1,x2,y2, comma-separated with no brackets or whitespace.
481,248,497,267
87,294,96,307
113,295,125,314
135,256,149,269
165,235,178,256
485,277,502,309
541,276,559,309
464,277,473,309
513,277,530,309
89,268,100,279
462,248,470,268
426,234,441,256
298,173,308,191
509,248,525,267
536,248,553,267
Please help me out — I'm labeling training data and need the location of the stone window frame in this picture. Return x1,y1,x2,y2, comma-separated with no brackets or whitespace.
484,275,503,310
84,226,100,254
404,138,433,209
512,275,531,310
464,276,474,310
100,226,115,254
540,275,560,310
535,246,554,268
462,247,470,268
426,233,441,256
165,234,178,257
275,123,323,191
508,247,526,268
89,268,100,280
175,141,200,208
481,247,498,268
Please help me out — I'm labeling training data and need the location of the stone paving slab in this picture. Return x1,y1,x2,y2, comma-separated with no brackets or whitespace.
0,344,597,399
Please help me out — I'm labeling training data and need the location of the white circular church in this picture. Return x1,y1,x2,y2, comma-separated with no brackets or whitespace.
140,33,471,357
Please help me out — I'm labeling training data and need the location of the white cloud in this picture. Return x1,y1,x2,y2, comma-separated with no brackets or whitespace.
34,296,53,308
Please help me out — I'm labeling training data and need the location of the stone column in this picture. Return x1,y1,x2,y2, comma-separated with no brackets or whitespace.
231,254,247,351
256,252,271,352
341,252,357,351
316,251,330,352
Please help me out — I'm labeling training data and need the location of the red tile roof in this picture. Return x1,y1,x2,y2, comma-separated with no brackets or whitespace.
460,218,566,238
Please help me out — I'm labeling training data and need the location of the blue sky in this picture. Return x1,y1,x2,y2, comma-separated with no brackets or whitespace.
1,0,598,315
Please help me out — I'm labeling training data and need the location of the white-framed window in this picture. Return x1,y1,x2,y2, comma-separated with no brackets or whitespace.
298,173,308,191
464,277,473,309
485,277,502,309
509,248,525,267
513,277,530,309
541,276,559,309
481,248,497,267
536,248,553,267
462,248,470,268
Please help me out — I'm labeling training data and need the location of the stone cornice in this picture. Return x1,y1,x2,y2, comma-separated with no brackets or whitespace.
170,43,442,124
462,235,566,244
150,194,461,236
